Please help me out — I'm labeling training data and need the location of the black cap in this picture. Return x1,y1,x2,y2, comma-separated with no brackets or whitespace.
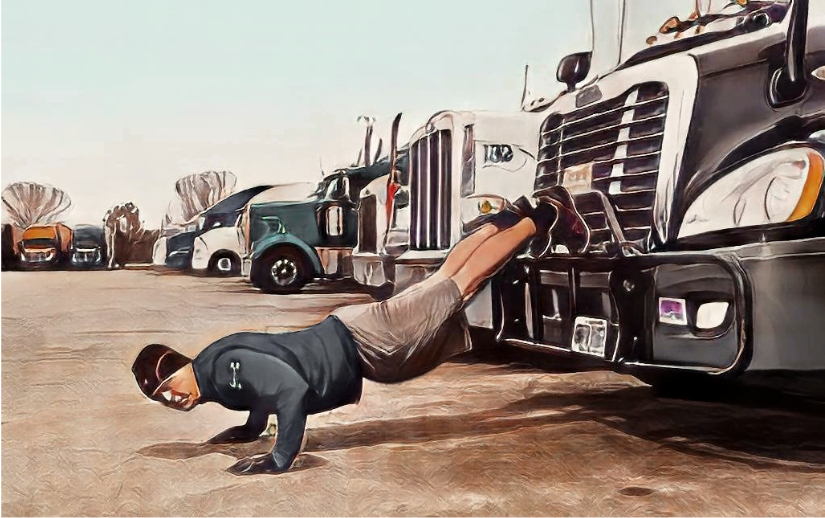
132,344,191,401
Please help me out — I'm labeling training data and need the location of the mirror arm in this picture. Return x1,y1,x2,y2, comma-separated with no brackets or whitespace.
770,0,808,105
787,0,808,86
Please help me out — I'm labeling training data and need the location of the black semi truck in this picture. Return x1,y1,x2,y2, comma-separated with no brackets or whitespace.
495,0,825,390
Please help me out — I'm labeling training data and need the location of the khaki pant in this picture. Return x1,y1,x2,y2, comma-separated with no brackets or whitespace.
332,278,471,382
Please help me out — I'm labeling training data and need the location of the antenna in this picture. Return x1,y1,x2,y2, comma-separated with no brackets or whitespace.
389,112,402,180
357,115,376,167
521,63,530,109
387,112,403,221
373,138,383,164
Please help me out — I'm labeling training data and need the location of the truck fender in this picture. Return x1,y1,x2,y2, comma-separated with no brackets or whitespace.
251,233,323,276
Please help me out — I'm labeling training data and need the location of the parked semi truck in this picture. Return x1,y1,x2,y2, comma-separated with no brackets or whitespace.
356,109,546,327
152,219,197,269
154,185,273,272
18,223,73,268
70,224,107,268
191,183,315,276
241,160,394,293
494,0,825,389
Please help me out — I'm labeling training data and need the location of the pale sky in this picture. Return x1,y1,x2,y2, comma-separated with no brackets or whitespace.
2,0,591,226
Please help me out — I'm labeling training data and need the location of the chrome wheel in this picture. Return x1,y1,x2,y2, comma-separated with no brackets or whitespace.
216,257,233,272
270,257,298,286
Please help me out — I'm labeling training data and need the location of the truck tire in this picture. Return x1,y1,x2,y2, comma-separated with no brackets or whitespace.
250,246,310,294
208,252,240,277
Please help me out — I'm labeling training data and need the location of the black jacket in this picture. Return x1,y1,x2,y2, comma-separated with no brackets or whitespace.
192,316,362,470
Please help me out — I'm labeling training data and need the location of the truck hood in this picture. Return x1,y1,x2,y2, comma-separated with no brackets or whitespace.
412,110,546,149
204,185,274,215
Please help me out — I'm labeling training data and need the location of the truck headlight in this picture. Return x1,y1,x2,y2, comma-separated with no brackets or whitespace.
679,147,824,238
460,194,507,227
696,301,729,330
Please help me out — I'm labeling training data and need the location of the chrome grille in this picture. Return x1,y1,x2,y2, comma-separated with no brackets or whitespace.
410,129,452,250
535,82,668,247
75,250,99,262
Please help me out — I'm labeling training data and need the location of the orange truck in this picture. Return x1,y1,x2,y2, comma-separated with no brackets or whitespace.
18,223,73,268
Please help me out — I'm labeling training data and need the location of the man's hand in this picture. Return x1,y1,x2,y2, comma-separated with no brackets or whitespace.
207,425,261,444
227,454,284,475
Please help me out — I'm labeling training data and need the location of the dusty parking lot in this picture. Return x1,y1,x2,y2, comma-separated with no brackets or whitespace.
3,270,825,516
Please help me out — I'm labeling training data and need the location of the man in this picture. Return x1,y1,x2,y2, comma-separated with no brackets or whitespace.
133,196,566,475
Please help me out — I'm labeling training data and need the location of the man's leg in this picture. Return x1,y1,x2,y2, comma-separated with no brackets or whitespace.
340,221,533,383
451,218,537,299
417,223,501,290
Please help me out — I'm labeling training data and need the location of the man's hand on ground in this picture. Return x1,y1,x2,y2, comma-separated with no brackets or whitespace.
227,454,283,475
207,425,261,444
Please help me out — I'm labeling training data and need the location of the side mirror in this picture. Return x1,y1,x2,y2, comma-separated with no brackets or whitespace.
557,52,592,93
339,176,352,201
329,173,349,201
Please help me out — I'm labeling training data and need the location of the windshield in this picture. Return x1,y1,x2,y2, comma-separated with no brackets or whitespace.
591,0,790,73
23,238,55,248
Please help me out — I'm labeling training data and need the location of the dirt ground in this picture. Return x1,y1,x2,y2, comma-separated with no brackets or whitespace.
3,270,825,516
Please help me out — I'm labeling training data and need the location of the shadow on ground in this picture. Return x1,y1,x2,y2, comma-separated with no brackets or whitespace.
139,382,825,475
133,290,825,477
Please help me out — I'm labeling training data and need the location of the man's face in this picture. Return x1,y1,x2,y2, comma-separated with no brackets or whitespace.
152,375,197,411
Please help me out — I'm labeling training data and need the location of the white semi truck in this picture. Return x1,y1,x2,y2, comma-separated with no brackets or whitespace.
352,108,546,329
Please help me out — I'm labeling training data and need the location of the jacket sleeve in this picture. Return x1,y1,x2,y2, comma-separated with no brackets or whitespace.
214,349,310,471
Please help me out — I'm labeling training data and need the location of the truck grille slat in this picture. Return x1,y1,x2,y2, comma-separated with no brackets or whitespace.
357,195,378,254
550,132,664,162
543,114,666,145
541,95,668,138
410,129,452,250
535,82,669,251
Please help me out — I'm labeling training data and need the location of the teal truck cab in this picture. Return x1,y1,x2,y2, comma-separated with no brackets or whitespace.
241,160,394,293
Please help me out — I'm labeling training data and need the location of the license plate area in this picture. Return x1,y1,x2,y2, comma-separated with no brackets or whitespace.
561,163,594,195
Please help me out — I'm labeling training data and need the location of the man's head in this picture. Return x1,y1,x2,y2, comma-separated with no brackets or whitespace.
132,344,200,411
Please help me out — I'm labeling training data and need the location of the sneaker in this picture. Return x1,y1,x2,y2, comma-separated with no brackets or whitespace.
531,187,590,256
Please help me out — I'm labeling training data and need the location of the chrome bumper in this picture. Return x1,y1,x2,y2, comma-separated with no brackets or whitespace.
351,252,393,287
241,256,252,278
316,247,352,277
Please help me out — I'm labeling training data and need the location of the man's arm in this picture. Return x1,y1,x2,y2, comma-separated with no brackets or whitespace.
213,349,310,475
269,390,308,470
207,409,269,444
